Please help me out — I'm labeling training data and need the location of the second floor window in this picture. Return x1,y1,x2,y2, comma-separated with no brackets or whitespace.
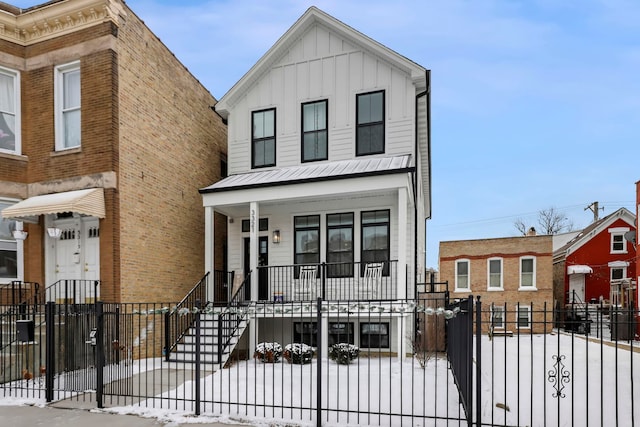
326,212,353,278
488,258,503,289
455,260,470,291
302,100,327,162
611,232,626,253
520,257,536,288
252,108,275,168
55,62,81,150
0,67,20,154
356,90,384,156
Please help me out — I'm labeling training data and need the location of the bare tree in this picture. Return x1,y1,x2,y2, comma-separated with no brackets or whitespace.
514,207,574,235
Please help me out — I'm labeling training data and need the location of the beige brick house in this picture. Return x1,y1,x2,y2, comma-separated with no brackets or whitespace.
0,0,227,303
439,234,553,334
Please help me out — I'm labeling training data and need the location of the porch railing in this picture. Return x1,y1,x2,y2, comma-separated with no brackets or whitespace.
0,281,41,314
44,279,100,308
256,260,401,302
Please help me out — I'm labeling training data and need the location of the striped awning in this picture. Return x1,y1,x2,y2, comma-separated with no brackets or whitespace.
1,188,105,219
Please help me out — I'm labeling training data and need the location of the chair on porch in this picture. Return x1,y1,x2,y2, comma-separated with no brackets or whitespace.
294,265,317,301
362,262,384,299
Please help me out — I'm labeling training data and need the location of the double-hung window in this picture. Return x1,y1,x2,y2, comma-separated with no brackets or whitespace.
455,259,470,291
0,67,20,154
302,100,327,162
294,215,320,267
520,256,536,289
0,200,20,282
488,258,503,290
361,210,389,275
516,305,531,329
55,62,81,150
252,108,276,168
491,305,504,329
356,90,384,156
326,213,353,277
609,228,628,254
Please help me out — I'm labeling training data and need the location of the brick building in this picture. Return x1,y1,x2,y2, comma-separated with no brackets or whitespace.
0,0,227,303
439,234,554,334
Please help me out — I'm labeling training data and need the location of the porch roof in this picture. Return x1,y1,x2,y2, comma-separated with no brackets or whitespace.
1,188,105,220
200,155,413,194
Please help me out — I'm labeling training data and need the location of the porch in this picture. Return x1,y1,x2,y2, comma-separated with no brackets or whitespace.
240,260,405,303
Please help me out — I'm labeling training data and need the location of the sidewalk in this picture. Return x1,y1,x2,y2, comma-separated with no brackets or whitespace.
0,404,251,426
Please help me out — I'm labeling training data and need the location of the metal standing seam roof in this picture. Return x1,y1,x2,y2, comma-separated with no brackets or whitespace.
200,155,413,193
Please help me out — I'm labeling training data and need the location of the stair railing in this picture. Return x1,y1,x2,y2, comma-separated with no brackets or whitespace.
164,272,209,361
217,271,252,364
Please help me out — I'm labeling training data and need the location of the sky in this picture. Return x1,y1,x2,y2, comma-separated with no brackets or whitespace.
10,0,639,268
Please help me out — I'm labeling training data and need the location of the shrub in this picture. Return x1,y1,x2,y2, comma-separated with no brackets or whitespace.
328,343,359,365
253,342,283,363
283,343,314,364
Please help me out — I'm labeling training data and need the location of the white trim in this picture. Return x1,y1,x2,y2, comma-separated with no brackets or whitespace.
515,304,531,330
454,258,470,292
491,305,504,329
518,256,537,290
0,198,23,283
0,65,21,155
487,257,503,290
54,61,81,151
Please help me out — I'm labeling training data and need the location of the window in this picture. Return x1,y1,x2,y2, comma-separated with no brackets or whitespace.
241,218,268,233
360,322,389,348
356,91,384,156
294,322,317,346
326,213,353,277
0,67,20,154
252,108,275,168
0,201,20,281
455,259,470,291
361,210,390,275
328,322,354,345
302,100,327,162
611,267,626,281
520,257,536,289
294,215,320,266
488,258,503,289
55,62,81,150
516,305,531,329
610,230,628,254
491,305,504,329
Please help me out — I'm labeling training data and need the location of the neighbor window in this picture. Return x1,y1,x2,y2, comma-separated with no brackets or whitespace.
55,62,81,150
0,200,20,281
360,322,389,348
516,305,531,329
611,267,626,281
356,90,384,156
520,257,536,289
455,259,470,291
488,258,503,289
361,210,389,275
0,66,20,154
302,100,327,162
294,215,320,266
491,305,504,329
609,229,628,254
326,213,353,278
252,108,275,168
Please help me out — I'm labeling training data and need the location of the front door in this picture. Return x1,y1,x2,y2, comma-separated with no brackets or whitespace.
52,216,100,302
568,274,585,303
243,237,269,301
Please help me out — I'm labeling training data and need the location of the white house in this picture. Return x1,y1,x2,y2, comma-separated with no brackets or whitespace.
200,7,431,356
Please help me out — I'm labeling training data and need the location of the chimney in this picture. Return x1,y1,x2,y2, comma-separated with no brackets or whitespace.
526,227,536,236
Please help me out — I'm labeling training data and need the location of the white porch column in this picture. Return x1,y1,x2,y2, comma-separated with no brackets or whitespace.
204,206,215,302
397,188,408,299
250,202,259,302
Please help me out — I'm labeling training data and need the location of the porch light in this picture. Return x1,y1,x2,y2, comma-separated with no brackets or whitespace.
12,230,28,240
272,229,281,244
47,227,62,239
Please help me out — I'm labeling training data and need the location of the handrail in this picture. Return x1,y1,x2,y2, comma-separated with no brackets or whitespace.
44,279,100,308
217,271,252,364
164,272,209,360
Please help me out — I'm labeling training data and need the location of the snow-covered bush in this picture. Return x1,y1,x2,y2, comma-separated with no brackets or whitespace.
253,342,283,363
328,343,359,365
283,343,314,364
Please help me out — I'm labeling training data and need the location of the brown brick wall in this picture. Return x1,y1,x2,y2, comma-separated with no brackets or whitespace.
440,235,554,333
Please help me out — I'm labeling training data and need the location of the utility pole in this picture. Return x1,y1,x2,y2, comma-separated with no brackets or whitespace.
584,201,604,222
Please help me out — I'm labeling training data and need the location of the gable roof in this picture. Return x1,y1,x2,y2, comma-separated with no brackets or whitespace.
215,6,427,118
553,207,636,260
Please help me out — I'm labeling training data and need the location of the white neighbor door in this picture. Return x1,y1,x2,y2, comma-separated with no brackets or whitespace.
52,217,100,302
568,274,585,302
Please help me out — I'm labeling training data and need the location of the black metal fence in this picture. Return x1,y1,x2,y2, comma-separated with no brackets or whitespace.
2,293,640,426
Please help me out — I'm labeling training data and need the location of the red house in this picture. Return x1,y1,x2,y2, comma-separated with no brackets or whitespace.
554,207,636,308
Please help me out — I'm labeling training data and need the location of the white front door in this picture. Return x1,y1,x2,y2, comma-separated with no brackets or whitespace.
568,274,585,303
52,217,100,302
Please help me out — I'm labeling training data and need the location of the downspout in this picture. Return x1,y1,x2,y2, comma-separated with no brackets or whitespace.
414,70,431,293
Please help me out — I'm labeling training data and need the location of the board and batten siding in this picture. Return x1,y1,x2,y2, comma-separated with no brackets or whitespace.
226,23,419,175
